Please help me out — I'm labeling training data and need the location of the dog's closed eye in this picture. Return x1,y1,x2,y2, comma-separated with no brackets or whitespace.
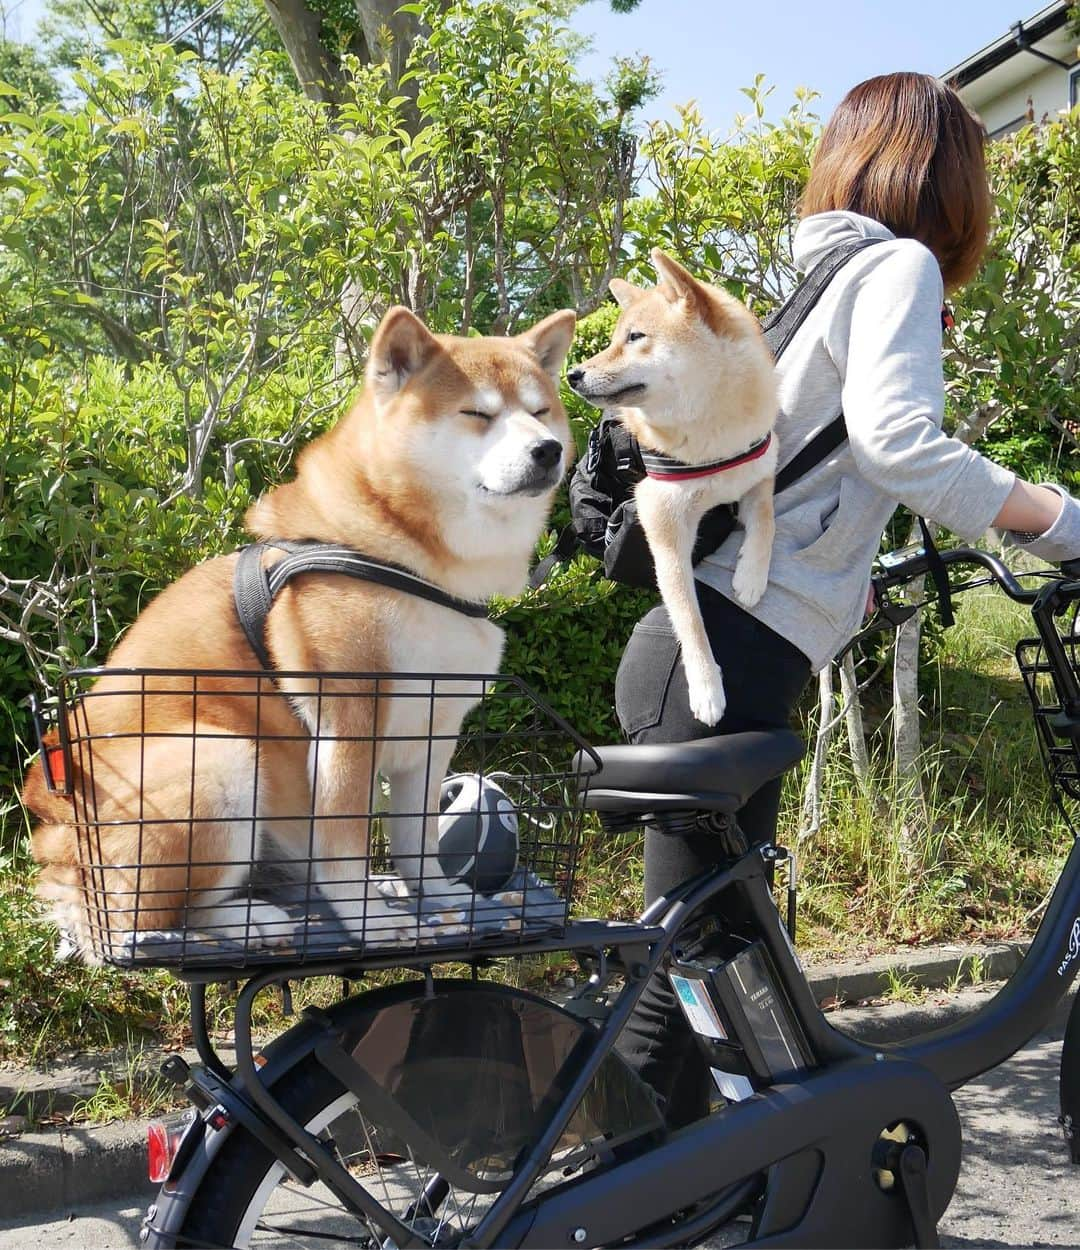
461,409,497,421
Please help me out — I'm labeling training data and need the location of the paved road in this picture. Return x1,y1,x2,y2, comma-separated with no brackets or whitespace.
940,1031,1080,1247
2,1018,1079,1248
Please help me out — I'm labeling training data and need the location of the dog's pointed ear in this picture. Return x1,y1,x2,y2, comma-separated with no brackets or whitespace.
651,248,701,302
367,307,442,400
609,278,642,309
516,309,577,380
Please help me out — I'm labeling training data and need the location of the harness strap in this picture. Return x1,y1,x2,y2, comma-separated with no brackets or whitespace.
641,434,772,481
918,516,955,628
233,539,489,671
234,540,305,670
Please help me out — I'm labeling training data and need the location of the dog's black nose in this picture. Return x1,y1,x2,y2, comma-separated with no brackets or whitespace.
566,367,584,387
530,439,563,470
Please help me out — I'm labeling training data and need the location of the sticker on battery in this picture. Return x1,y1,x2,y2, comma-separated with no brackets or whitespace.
670,974,728,1039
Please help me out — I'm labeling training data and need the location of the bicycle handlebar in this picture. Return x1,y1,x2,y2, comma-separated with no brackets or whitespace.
872,544,1080,604
869,541,1080,721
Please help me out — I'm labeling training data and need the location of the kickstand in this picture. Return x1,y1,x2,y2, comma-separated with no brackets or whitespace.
896,1143,940,1249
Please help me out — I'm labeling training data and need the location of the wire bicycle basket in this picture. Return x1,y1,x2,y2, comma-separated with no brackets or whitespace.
31,667,598,974
1017,601,1080,831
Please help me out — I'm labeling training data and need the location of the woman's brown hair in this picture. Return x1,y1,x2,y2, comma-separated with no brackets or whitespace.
801,72,991,290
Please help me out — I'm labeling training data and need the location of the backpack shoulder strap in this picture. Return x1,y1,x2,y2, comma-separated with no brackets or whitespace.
767,238,888,495
763,237,884,360
773,415,846,495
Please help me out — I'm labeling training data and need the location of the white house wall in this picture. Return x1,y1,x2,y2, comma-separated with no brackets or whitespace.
974,61,1076,136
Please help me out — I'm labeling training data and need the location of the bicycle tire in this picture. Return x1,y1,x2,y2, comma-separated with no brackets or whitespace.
169,1051,360,1249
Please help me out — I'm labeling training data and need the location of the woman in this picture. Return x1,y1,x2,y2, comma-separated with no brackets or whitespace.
614,71,1080,1125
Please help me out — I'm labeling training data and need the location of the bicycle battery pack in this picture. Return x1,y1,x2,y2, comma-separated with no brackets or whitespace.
669,940,812,1101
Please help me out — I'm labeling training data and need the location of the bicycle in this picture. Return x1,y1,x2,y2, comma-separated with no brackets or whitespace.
31,546,1080,1248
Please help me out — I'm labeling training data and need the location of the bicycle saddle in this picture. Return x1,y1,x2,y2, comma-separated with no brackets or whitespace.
575,729,805,814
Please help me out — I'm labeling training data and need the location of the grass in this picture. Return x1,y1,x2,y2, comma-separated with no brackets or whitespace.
781,581,1073,959
70,1044,187,1125
0,579,1075,1062
882,969,922,1005
945,953,988,994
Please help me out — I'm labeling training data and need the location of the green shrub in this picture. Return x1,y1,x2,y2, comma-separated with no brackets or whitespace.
496,557,652,747
0,354,343,804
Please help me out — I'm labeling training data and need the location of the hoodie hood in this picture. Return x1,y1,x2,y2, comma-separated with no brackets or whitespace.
793,210,895,273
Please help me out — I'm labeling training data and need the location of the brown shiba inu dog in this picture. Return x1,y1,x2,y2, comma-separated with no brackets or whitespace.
568,249,778,727
22,305,576,961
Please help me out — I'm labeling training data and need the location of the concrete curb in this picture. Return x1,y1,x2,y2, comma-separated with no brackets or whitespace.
804,939,1030,1005
831,977,1077,1044
0,1120,151,1223
0,941,1066,1224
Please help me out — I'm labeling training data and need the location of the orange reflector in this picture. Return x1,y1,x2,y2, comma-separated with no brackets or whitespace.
45,746,68,792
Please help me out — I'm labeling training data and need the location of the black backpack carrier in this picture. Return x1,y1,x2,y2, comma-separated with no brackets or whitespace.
532,239,883,591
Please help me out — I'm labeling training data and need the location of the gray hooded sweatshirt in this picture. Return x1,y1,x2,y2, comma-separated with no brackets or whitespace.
696,210,1020,672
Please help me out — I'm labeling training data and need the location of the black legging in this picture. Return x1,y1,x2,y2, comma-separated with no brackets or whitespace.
613,579,812,1125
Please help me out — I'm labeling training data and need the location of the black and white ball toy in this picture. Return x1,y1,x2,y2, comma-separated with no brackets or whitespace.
437,773,519,895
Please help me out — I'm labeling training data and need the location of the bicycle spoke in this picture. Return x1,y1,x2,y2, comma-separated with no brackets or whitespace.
355,1112,399,1241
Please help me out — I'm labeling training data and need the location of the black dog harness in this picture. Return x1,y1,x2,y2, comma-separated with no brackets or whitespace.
233,539,489,671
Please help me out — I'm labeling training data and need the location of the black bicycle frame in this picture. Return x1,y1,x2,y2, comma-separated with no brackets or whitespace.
171,821,1078,1250
485,829,1080,1249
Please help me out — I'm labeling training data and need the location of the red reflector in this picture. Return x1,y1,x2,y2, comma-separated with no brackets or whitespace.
147,1117,190,1183
45,746,68,791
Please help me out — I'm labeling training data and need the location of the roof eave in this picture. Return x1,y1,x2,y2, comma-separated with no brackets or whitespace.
943,3,1071,89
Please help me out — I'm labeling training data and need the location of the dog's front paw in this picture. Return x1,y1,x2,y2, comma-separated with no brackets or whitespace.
687,664,726,727
732,554,769,608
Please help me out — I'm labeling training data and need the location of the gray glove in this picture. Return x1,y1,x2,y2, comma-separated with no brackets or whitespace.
1007,485,1080,564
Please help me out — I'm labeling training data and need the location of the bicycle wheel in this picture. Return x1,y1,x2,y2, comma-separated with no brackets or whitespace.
156,980,664,1249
